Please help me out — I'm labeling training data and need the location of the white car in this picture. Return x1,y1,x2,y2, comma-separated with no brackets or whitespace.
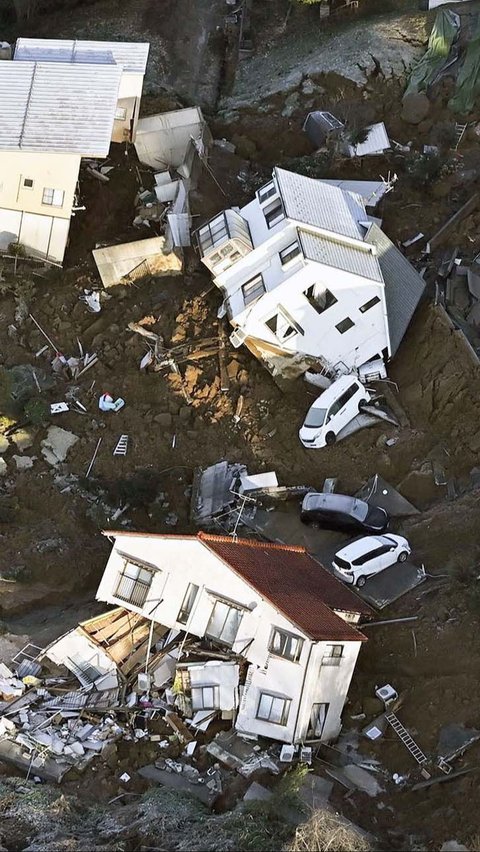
332,534,411,587
299,375,370,449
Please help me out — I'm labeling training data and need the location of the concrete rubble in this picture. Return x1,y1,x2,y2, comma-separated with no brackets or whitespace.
41,426,79,466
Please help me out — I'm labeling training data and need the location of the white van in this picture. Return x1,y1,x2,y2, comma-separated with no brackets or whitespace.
299,375,369,449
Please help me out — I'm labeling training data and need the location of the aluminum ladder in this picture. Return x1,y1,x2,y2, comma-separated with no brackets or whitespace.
454,123,467,151
386,712,427,765
113,434,129,456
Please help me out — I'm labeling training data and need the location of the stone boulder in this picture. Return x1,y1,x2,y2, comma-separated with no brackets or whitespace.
401,92,430,125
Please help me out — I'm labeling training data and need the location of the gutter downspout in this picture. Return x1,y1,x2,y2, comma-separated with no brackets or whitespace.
291,640,315,744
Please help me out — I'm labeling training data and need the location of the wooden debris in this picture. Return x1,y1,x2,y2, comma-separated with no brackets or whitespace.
164,712,195,744
218,320,230,392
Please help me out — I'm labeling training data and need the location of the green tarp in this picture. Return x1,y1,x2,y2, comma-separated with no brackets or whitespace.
449,20,480,114
404,9,460,97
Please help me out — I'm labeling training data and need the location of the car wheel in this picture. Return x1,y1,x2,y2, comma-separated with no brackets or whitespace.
325,431,336,446
398,551,409,563
356,575,366,588
358,400,367,413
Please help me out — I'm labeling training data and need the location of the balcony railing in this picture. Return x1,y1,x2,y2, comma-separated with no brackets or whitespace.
322,656,342,667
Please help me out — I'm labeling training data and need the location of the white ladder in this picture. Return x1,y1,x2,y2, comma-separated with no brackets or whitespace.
386,712,427,765
454,123,467,151
113,434,129,456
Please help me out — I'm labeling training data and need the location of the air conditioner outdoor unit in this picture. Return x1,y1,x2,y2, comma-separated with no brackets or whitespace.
375,684,398,706
230,327,247,348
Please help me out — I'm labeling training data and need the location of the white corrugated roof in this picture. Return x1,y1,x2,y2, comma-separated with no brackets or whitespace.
318,180,388,206
347,122,390,157
274,167,366,240
0,61,121,155
299,230,383,282
15,38,150,73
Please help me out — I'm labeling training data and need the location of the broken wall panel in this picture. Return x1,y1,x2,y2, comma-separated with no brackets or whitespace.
92,236,182,288
134,108,211,174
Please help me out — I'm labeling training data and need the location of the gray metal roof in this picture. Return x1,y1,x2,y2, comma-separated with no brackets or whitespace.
299,229,383,282
15,38,150,73
365,223,426,354
274,167,366,240
318,180,388,207
0,61,121,155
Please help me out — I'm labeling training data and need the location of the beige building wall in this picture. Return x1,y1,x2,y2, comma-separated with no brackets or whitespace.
0,150,81,219
113,73,144,143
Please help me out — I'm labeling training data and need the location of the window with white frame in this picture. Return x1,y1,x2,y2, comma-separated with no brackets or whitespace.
308,702,329,737
42,187,65,207
177,583,199,624
256,692,291,725
191,684,219,711
264,197,284,229
206,598,244,646
280,241,301,266
242,274,266,307
269,627,304,662
322,644,343,666
114,557,155,608
265,307,304,342
257,181,276,204
115,106,128,120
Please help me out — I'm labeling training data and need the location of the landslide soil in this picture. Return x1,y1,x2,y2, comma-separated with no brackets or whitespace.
2,1,480,849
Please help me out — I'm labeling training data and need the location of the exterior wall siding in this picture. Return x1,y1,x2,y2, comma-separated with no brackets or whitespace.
96,535,363,743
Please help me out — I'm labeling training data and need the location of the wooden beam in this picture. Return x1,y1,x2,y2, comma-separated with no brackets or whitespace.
427,193,480,254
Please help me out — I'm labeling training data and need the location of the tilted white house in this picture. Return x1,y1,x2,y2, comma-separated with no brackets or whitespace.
14,39,150,143
96,531,371,744
0,39,149,263
196,167,425,379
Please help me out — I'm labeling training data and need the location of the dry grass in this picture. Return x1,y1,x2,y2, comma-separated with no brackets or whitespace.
288,810,371,852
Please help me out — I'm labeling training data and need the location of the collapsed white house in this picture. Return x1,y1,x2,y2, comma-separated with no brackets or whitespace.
93,531,371,744
195,167,426,380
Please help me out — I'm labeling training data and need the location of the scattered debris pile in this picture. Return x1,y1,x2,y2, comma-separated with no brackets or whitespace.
190,460,312,529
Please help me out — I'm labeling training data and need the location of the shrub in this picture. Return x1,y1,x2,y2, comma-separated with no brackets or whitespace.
288,810,370,852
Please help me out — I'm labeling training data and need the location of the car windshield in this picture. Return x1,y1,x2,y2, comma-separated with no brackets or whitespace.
304,407,327,428
350,499,368,522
